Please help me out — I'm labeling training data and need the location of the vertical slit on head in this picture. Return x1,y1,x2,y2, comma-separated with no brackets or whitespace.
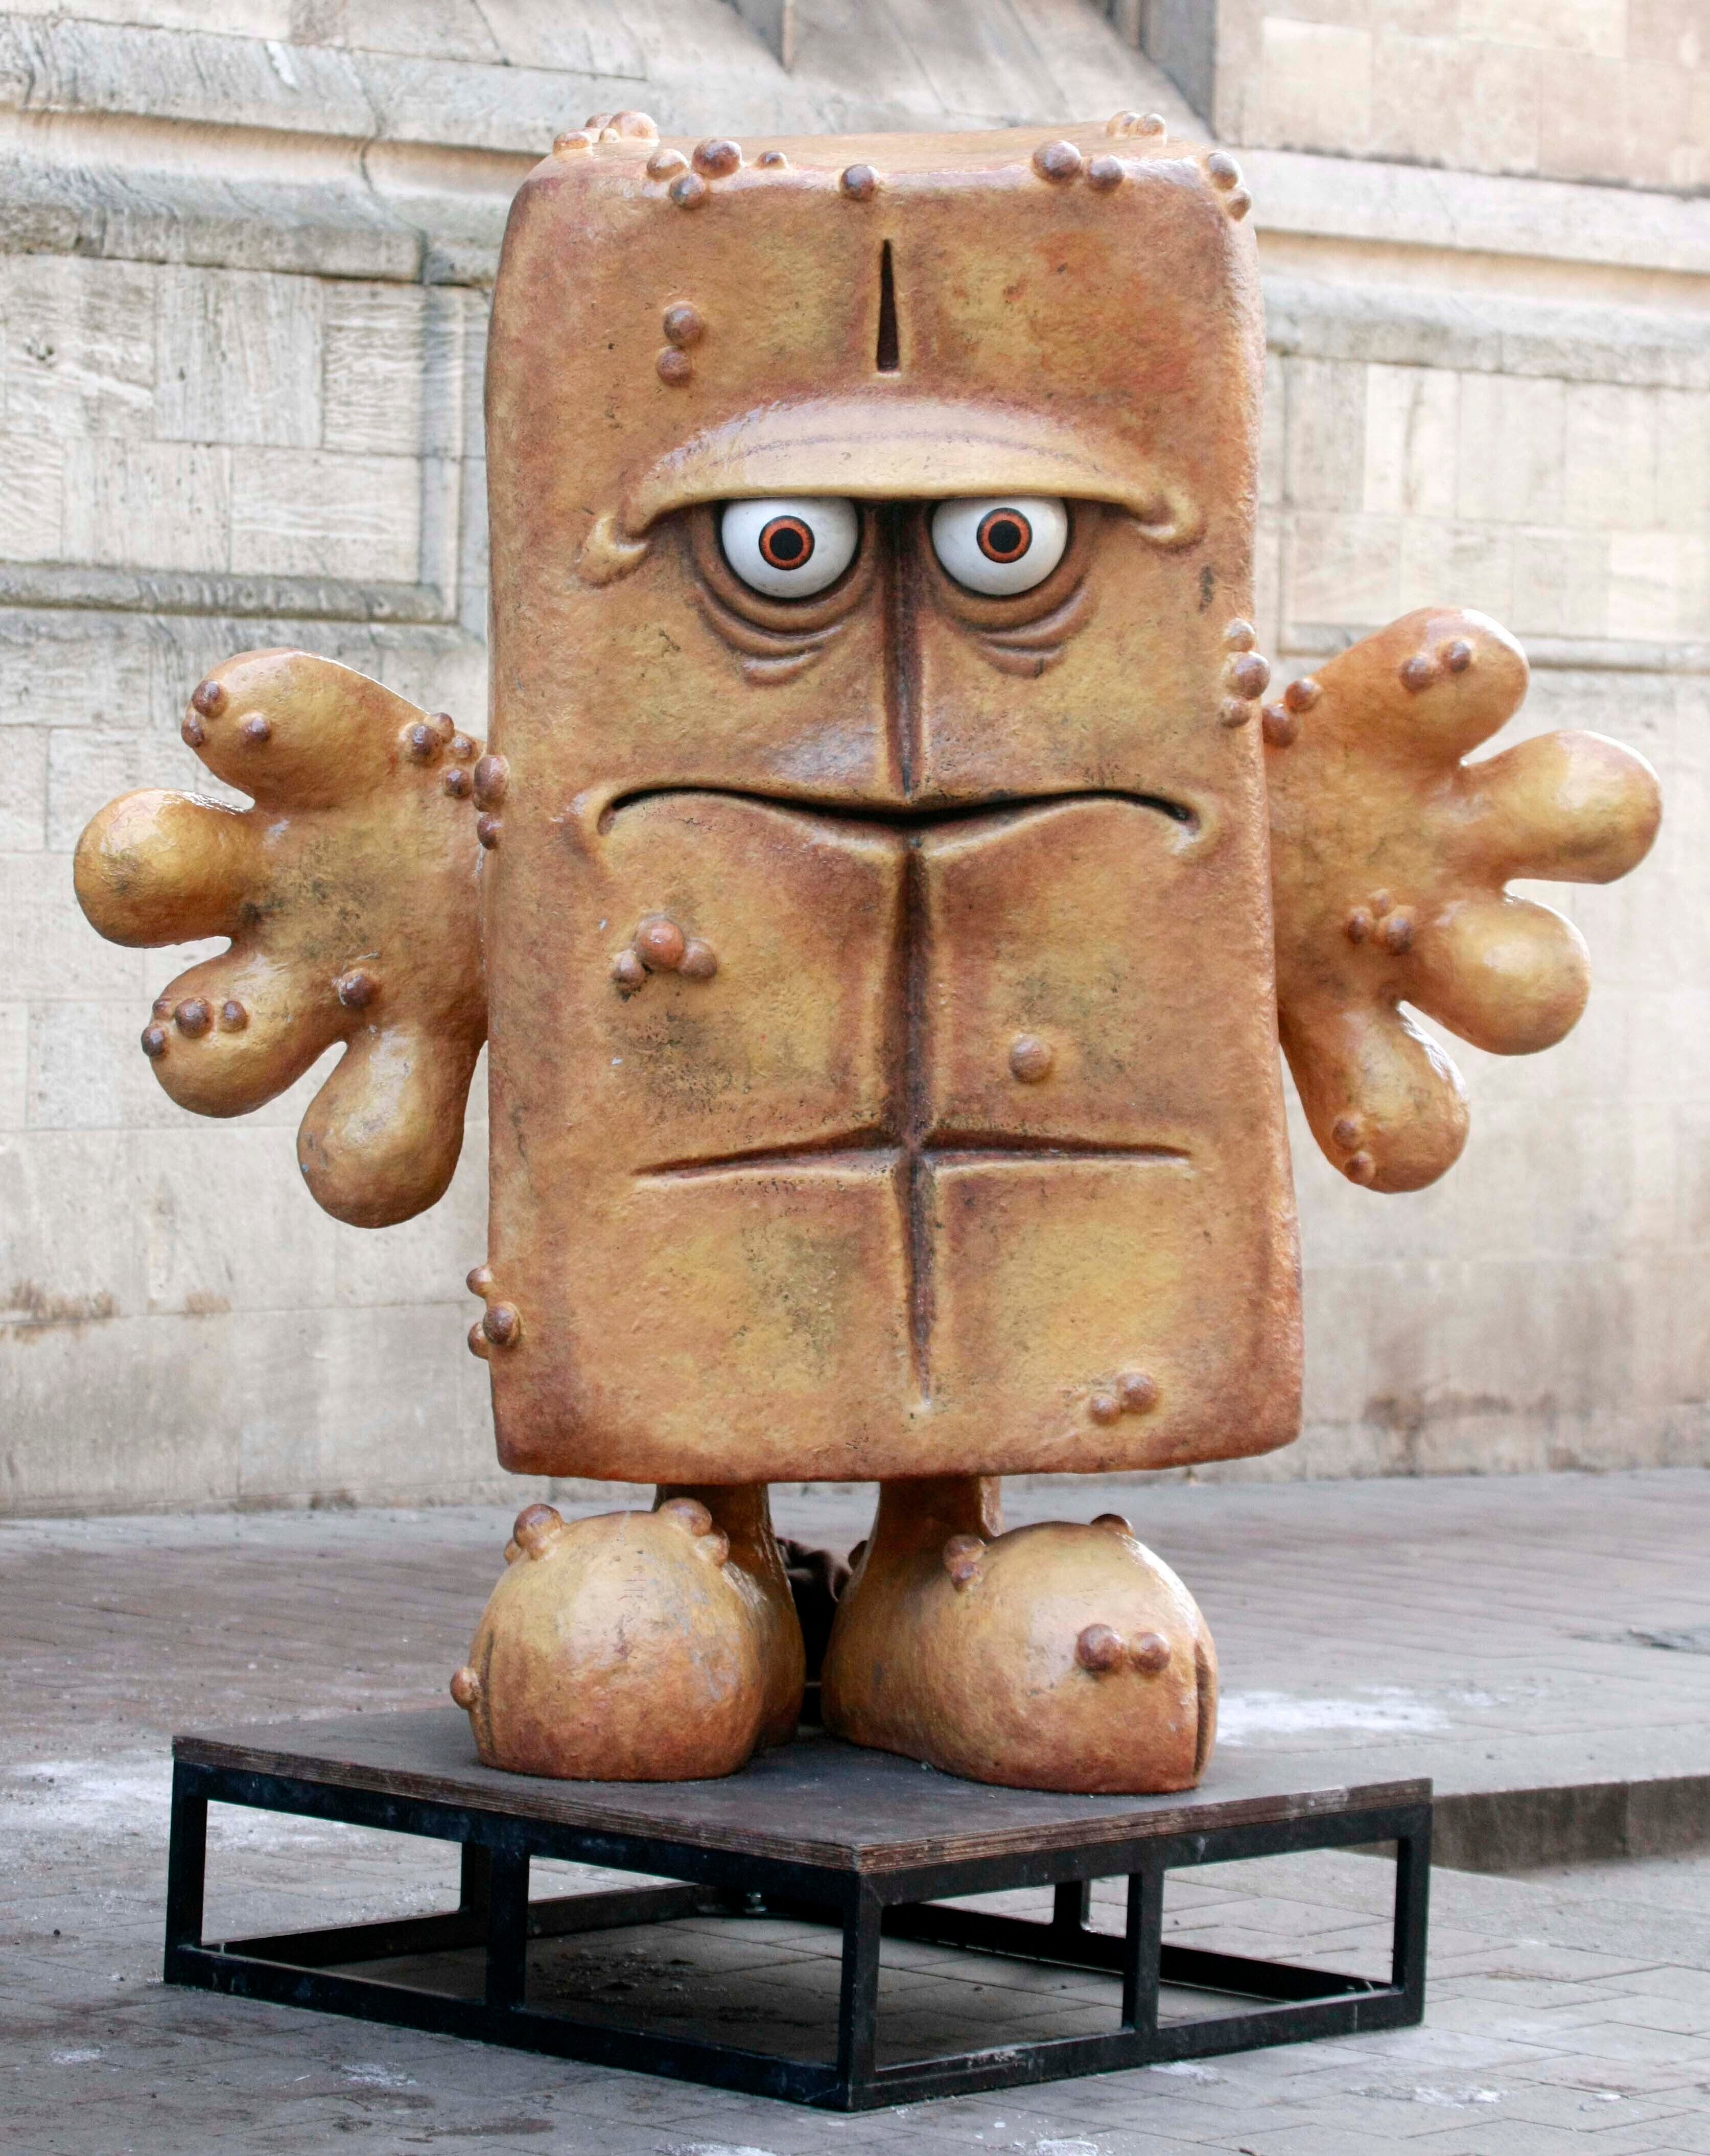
876,241,899,373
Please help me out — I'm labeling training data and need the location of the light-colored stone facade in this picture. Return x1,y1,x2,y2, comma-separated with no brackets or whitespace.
3,2,1706,1512
1203,0,1709,191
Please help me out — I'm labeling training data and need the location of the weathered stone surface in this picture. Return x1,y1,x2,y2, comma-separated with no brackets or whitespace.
1213,0,1710,192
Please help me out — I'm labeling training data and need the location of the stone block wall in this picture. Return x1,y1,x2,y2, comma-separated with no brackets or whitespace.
2,3,1707,1512
1208,0,1709,190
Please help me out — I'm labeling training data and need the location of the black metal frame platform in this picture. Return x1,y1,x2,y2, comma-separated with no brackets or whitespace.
165,1710,1430,2111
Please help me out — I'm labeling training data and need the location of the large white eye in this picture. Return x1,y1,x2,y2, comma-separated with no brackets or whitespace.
719,497,858,598
930,496,1069,595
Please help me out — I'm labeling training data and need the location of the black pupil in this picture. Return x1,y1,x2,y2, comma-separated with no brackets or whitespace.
763,520,809,565
983,516,1026,559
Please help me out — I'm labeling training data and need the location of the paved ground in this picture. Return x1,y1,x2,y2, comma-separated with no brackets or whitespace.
7,1470,1710,2152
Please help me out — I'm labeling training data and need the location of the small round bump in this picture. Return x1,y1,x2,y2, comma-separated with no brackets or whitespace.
693,138,741,177
1261,703,1298,748
1105,110,1139,135
1033,140,1083,182
140,1024,169,1060
472,754,509,807
1009,1033,1055,1083
612,950,647,991
240,714,271,745
1088,1392,1121,1426
1092,1512,1132,1535
1331,1116,1360,1150
467,1320,490,1360
174,998,211,1038
663,303,705,349
757,148,788,168
483,1302,522,1348
1345,1151,1377,1185
943,1533,984,1587
443,766,472,798
1118,1370,1158,1415
839,164,878,200
552,130,595,156
1381,909,1415,955
1225,188,1252,220
1076,1624,1126,1674
218,999,247,1032
606,111,659,140
657,347,692,385
191,678,226,718
1220,697,1252,728
449,732,476,761
477,815,503,850
1086,154,1123,191
1370,890,1393,917
512,1501,561,1552
1138,113,1166,135
1345,907,1372,944
1442,637,1474,674
1130,1632,1172,1675
660,1496,714,1536
1223,619,1256,652
1399,653,1438,692
647,147,688,178
153,995,172,1018
1205,151,1241,190
1226,652,1271,701
678,937,718,981
336,969,377,1011
634,916,687,971
180,714,205,748
670,172,709,209
405,722,438,763
466,1264,494,1296
1283,675,1322,714
450,1666,482,1708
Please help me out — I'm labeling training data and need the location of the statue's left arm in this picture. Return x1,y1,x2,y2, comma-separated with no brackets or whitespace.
1267,608,1661,1192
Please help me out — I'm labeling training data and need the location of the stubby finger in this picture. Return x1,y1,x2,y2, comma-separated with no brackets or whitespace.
182,650,470,812
1410,895,1590,1056
1282,996,1469,1193
138,954,345,1117
296,1024,482,1228
1467,730,1662,886
1311,608,1528,764
74,791,255,947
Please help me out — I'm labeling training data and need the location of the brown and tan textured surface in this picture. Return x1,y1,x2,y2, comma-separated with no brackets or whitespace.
1268,608,1660,1195
480,119,1300,1490
9,1470,1710,2152
823,1477,1217,1794
72,650,487,1228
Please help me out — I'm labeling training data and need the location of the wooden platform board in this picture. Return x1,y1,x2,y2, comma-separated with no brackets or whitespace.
167,1707,1433,2108
175,1707,1430,1871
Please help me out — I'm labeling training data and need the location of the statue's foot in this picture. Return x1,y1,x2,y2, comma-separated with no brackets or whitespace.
822,1478,1215,1794
451,1485,804,1780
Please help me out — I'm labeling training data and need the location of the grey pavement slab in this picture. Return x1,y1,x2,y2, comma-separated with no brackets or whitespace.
8,1469,1710,2150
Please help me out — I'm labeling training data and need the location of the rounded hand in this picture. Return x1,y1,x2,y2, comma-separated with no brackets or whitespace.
1267,609,1660,1192
74,651,487,1226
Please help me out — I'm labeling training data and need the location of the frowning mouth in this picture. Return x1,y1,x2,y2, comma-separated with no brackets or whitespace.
597,782,1201,837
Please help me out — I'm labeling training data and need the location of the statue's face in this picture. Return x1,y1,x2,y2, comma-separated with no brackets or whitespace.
478,125,1302,1487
